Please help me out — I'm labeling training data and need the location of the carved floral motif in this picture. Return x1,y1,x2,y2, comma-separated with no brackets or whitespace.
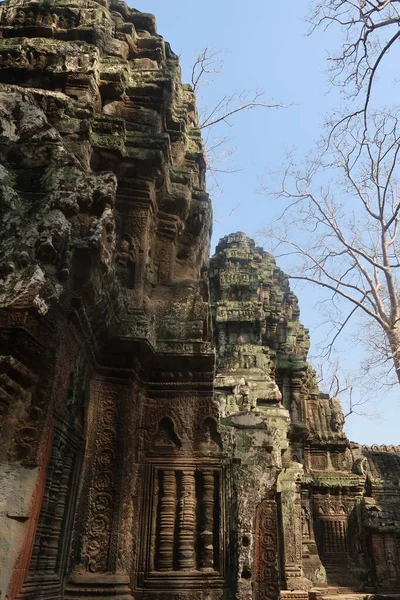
255,500,279,600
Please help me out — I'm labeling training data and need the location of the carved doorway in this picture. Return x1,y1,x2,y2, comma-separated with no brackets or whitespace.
15,354,87,600
16,417,84,599
254,499,280,600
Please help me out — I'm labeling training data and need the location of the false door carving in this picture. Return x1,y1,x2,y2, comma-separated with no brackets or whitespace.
137,461,224,591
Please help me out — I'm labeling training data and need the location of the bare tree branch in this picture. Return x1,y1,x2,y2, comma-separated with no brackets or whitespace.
262,108,400,386
308,0,400,135
190,46,289,192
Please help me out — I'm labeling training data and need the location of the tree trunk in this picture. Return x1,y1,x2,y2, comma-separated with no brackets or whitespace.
387,325,400,386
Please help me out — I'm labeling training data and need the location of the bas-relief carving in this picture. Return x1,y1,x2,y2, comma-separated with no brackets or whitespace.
144,397,219,453
0,0,213,596
301,506,311,539
17,418,84,598
255,500,280,600
81,380,122,574
210,232,400,595
1,1,400,598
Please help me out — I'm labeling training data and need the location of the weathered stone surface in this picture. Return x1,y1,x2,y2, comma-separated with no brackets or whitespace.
0,2,400,600
210,233,400,597
0,1,213,598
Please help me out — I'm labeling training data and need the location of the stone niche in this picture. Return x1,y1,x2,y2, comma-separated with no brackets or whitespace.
1,2,400,600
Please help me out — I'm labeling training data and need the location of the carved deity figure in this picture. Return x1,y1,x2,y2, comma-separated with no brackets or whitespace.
116,238,133,266
115,237,136,287
330,396,345,432
387,551,397,579
238,383,251,410
290,390,301,423
301,506,311,538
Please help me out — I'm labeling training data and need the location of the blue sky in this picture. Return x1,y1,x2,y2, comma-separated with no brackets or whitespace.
130,1,399,444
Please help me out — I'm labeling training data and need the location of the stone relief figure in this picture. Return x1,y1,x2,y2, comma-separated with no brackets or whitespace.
329,396,345,432
239,383,251,410
154,417,182,449
199,418,222,452
352,457,368,476
116,236,135,268
219,329,227,345
290,390,301,423
314,565,326,583
387,551,397,579
115,236,136,287
36,210,71,266
301,506,311,538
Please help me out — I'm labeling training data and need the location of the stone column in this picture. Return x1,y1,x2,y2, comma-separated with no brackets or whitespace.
157,469,177,571
177,470,196,570
199,469,215,571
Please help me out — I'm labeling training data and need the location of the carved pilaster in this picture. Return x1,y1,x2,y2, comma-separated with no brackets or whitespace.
177,470,196,570
16,419,83,600
65,379,133,599
255,499,280,600
44,449,73,572
157,470,177,571
278,465,311,591
82,381,119,574
199,469,215,571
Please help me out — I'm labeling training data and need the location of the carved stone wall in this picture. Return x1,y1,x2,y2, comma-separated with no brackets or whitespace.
134,392,225,595
16,417,84,599
1,1,400,598
210,234,300,600
0,0,213,598
210,233,400,597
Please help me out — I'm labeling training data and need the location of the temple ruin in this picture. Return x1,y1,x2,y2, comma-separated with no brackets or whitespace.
0,1,400,599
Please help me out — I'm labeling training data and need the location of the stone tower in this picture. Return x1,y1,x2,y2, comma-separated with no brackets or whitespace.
0,1,214,598
1,2,400,600
210,233,400,598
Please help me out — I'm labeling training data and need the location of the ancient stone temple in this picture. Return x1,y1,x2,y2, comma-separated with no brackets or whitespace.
0,1,400,599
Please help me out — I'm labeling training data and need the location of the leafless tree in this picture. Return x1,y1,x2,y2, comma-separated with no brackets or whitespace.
191,47,284,130
308,0,400,132
262,109,400,386
190,47,287,191
314,356,378,419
